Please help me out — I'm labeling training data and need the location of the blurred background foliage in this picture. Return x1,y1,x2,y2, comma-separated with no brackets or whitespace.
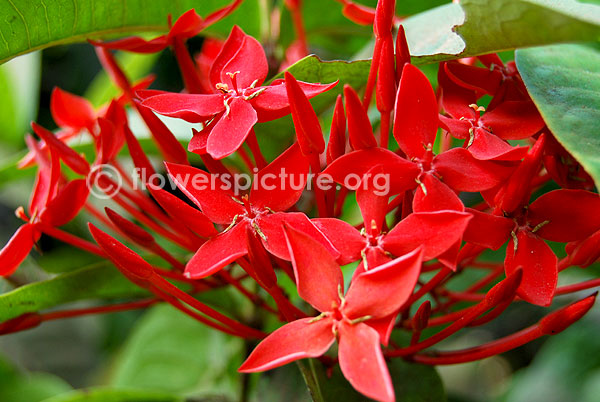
0,0,599,401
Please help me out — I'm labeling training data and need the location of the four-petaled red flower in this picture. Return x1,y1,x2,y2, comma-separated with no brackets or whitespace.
239,224,424,402
138,26,336,159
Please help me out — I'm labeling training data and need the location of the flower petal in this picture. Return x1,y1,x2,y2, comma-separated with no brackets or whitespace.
480,100,544,140
220,29,268,89
140,93,225,123
393,64,439,159
312,218,365,265
468,128,528,161
165,162,244,224
89,36,168,53
463,208,513,250
50,87,96,130
338,322,395,402
505,230,557,306
282,223,343,312
185,222,249,278
444,61,503,95
210,25,247,88
40,179,89,227
528,189,600,243
382,211,471,261
412,173,464,212
251,80,338,122
207,97,257,159
344,247,423,320
438,62,477,120
433,148,514,192
239,317,335,372
0,224,36,276
258,212,339,261
323,148,420,194
250,142,310,211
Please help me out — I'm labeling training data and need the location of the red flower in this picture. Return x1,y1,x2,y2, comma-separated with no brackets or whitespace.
314,173,472,271
324,64,515,204
0,133,89,276
438,62,544,161
137,26,336,159
239,224,424,402
165,143,338,278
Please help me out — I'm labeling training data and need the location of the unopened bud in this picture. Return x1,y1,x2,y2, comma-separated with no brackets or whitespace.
412,300,431,332
538,293,596,335
485,269,523,307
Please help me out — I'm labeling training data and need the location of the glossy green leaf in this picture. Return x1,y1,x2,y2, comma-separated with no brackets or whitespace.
0,0,261,65
0,263,147,322
110,304,243,399
403,0,600,64
516,44,600,188
42,388,183,402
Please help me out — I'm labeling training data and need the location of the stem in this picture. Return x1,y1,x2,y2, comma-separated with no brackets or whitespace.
297,360,326,402
247,129,267,169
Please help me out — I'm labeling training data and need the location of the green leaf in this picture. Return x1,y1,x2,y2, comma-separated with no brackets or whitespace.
516,43,600,188
297,357,446,402
0,51,40,146
41,387,183,402
0,262,147,322
0,0,261,65
110,304,243,399
403,0,600,64
0,356,72,402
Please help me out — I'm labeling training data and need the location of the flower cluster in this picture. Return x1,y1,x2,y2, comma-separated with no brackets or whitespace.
1,1,599,401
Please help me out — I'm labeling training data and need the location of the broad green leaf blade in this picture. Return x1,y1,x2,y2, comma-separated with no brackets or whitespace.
110,304,243,399
42,387,183,402
403,0,600,64
516,44,600,188
0,0,261,65
0,263,147,321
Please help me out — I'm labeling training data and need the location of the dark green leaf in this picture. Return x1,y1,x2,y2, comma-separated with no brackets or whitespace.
516,44,600,188
0,0,261,65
